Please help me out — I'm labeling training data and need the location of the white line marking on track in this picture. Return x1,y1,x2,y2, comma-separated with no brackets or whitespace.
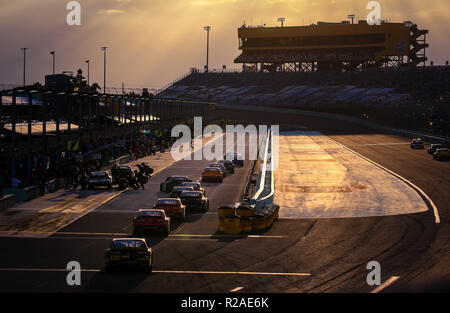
6,209,221,215
0,231,287,239
370,276,400,293
358,142,410,146
0,268,310,276
166,238,218,241
230,287,244,292
45,236,123,240
170,234,287,239
325,136,440,224
172,223,186,234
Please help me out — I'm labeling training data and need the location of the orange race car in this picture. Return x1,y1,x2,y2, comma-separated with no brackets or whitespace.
201,167,223,183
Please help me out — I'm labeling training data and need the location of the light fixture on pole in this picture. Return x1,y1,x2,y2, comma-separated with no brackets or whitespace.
203,26,211,72
50,51,55,75
101,47,107,94
85,59,90,85
277,17,285,27
347,14,355,24
21,48,27,86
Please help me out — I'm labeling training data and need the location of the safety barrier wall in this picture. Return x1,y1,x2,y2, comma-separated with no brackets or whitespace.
251,128,270,205
251,127,276,211
0,194,15,211
256,128,275,210
2,185,40,202
242,133,262,201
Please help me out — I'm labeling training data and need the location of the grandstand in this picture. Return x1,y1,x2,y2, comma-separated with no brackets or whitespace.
235,20,428,71
157,20,447,135
158,66,449,135
159,73,412,108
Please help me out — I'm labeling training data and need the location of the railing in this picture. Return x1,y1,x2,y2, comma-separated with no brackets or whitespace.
196,68,243,74
0,84,21,91
156,70,195,95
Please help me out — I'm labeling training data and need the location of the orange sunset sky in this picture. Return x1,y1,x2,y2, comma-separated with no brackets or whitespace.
0,0,448,89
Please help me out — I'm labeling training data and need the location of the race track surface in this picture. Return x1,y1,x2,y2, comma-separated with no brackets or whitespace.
0,108,448,293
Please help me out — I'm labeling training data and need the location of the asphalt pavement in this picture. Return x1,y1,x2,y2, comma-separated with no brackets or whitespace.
0,108,448,293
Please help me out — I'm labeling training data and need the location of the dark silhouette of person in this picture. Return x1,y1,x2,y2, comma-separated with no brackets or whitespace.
135,169,145,190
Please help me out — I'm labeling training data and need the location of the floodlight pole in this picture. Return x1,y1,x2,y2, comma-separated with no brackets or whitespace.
101,47,107,94
203,26,211,72
348,14,355,24
85,60,90,85
21,48,27,86
50,51,55,74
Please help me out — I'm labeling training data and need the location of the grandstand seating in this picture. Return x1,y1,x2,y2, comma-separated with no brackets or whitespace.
158,67,449,111
158,67,449,135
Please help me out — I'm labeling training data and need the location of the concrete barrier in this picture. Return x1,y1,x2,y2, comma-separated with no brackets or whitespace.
252,127,276,211
0,194,15,211
2,185,40,202
251,128,271,207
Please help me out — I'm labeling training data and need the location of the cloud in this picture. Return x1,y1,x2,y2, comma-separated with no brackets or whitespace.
98,9,126,15
190,0,237,6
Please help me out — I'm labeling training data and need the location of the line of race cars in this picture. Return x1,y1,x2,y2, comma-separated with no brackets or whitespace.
200,152,243,183
410,138,450,160
104,152,245,272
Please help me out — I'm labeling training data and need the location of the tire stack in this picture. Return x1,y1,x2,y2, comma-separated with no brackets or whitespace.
223,214,241,235
251,213,267,231
217,203,280,234
251,204,280,231
218,205,236,232
237,204,253,233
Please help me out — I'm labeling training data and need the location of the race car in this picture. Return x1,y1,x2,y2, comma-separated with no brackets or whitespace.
104,238,153,272
133,209,170,236
224,152,244,167
160,176,192,193
218,159,235,173
179,191,209,213
180,181,207,197
208,163,227,177
88,171,112,190
201,167,223,183
111,165,135,190
410,138,425,149
433,148,450,160
428,143,443,154
153,198,186,221
170,186,194,198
